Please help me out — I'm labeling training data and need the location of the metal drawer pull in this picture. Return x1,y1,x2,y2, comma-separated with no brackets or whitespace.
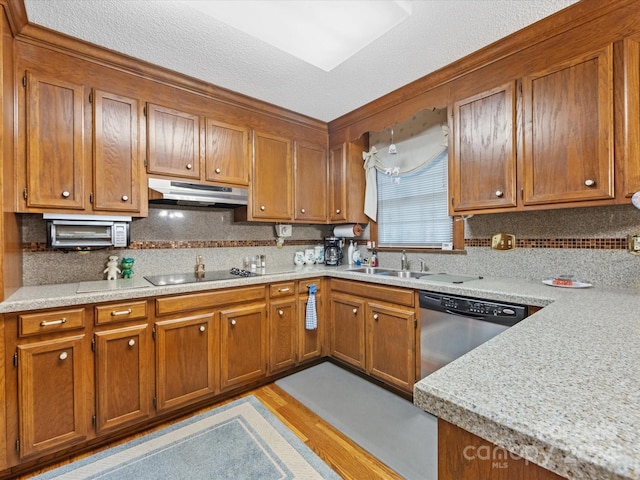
584,179,595,187
495,190,503,198
186,163,193,170
278,287,290,292
215,168,221,174
62,191,70,198
121,195,129,202
59,352,68,360
353,308,358,314
199,325,206,332
111,309,132,316
335,209,341,214
373,314,379,320
40,318,67,327
278,310,284,316
128,339,135,347
230,319,237,326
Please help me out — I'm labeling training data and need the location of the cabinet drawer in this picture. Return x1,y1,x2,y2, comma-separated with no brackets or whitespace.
95,301,148,325
270,282,296,298
156,286,266,316
330,279,414,307
299,277,322,294
19,308,85,337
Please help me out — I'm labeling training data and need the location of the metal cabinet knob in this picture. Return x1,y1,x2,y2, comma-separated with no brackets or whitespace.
121,195,129,202
215,168,221,174
495,190,503,198
584,179,595,187
278,309,284,316
373,314,379,321
186,163,193,170
300,208,306,214
59,352,68,360
260,205,266,211
230,319,236,326
335,209,341,214
128,339,135,347
199,325,206,332
62,191,70,198
352,308,358,314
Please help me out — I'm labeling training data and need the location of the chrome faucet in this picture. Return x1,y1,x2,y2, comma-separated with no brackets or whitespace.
418,258,429,273
400,250,409,270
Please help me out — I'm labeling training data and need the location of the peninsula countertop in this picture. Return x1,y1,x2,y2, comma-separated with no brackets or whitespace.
2,267,639,479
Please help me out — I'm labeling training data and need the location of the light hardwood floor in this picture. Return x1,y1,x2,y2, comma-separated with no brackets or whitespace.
19,383,402,479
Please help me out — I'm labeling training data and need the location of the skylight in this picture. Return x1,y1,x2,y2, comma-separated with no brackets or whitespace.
181,0,413,72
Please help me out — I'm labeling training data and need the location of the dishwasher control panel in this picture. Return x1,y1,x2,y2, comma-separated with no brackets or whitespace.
420,291,529,324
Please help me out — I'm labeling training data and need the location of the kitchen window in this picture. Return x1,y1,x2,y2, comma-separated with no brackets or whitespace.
376,149,453,248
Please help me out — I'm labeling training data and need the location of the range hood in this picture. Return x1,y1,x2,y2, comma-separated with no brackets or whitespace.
148,178,248,207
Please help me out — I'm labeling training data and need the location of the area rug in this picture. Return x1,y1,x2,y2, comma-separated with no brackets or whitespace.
32,395,340,480
276,362,438,480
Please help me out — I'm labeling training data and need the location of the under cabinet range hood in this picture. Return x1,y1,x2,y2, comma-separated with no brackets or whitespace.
148,178,248,207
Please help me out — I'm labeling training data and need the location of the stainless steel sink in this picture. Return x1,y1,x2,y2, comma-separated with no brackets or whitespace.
349,267,429,278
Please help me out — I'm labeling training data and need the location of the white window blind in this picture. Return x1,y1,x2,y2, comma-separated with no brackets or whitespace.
376,149,452,248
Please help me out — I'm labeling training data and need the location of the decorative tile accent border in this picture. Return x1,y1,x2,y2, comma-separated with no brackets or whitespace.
465,238,629,249
22,239,316,253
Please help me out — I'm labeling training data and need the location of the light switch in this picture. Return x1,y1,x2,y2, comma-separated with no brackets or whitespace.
491,233,516,251
628,233,640,255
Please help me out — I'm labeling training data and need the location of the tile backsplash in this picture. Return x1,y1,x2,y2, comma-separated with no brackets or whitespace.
19,203,640,289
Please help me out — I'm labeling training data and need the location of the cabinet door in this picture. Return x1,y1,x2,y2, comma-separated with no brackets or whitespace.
155,314,217,412
268,297,297,373
366,302,416,392
23,71,86,210
330,293,366,369
294,141,328,222
220,303,267,391
522,45,614,205
299,291,323,362
328,144,348,223
451,82,517,212
94,324,151,435
146,103,201,179
17,334,89,458
252,131,292,220
93,89,143,213
204,119,249,185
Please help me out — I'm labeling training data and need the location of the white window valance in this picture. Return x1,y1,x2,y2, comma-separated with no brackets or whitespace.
363,117,448,222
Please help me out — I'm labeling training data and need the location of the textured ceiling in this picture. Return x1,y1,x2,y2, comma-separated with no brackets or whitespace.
23,0,579,122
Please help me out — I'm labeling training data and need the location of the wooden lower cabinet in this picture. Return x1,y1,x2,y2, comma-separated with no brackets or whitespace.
154,313,217,412
367,302,416,391
269,296,298,373
330,280,418,393
438,419,564,480
219,303,268,391
94,323,152,434
16,334,90,459
330,293,366,369
298,288,324,362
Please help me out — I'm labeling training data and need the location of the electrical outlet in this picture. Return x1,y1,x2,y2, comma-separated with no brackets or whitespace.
628,233,640,255
275,224,292,237
491,233,515,251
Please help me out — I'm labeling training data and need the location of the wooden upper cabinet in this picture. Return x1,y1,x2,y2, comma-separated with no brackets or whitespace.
251,131,293,221
521,45,615,205
616,37,640,198
23,71,86,211
294,141,328,222
204,119,250,186
328,144,348,223
146,103,201,179
451,82,517,212
92,90,145,214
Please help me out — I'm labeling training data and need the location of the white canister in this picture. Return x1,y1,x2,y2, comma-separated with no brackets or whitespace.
304,248,315,265
294,251,305,266
314,245,324,264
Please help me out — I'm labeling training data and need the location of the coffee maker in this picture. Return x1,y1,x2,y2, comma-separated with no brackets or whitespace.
324,237,343,266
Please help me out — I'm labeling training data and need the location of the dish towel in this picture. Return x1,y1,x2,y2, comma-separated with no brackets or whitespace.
305,284,317,330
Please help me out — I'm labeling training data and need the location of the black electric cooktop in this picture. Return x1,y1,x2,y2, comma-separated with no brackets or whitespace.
144,268,260,286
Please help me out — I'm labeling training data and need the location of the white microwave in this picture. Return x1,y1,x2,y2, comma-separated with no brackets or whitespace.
44,214,131,250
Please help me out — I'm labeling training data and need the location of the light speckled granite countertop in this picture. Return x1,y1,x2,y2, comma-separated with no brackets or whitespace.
2,267,638,479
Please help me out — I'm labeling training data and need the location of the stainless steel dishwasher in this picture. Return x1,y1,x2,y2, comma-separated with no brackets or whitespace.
419,290,529,379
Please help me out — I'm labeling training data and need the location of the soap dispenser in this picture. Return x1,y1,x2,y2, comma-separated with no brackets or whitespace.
347,240,354,266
